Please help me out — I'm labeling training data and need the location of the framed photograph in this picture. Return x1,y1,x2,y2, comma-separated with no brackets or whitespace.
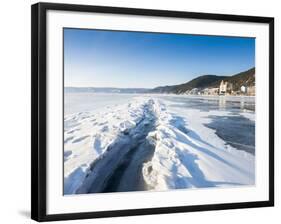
31,2,274,222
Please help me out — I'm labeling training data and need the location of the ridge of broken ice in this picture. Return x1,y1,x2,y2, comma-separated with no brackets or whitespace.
64,96,255,194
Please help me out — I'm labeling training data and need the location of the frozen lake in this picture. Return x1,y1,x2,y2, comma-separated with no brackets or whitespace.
64,93,255,194
65,93,255,154
65,93,255,114
64,93,138,115
156,95,255,154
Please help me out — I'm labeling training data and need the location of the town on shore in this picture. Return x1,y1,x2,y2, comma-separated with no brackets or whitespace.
151,67,255,96
185,80,255,96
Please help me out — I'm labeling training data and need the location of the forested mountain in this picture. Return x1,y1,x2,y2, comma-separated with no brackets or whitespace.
151,67,255,94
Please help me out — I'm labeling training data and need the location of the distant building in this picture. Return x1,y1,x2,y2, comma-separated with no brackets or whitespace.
189,88,199,95
219,80,232,95
241,85,247,93
202,87,219,95
201,88,208,95
240,85,255,96
247,86,255,96
208,87,219,95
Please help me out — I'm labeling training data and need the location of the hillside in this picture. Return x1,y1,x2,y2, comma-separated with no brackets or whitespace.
65,68,255,95
151,67,255,94
151,75,226,94
218,67,255,91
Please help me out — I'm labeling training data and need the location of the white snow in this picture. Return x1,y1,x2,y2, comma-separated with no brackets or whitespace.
240,111,255,122
64,94,255,194
64,93,138,115
64,96,149,194
142,99,254,190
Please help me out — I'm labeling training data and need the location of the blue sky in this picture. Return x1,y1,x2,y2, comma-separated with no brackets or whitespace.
64,28,255,88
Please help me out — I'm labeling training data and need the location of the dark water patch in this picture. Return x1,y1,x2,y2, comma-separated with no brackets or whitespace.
205,115,255,155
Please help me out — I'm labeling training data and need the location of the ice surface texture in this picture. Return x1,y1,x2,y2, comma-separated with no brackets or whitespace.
64,94,255,194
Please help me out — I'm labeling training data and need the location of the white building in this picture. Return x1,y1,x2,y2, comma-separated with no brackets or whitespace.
202,87,219,95
219,80,227,95
208,87,219,95
219,80,233,95
247,86,255,96
241,85,247,93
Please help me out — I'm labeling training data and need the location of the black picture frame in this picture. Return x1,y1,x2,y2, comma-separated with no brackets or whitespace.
31,2,274,222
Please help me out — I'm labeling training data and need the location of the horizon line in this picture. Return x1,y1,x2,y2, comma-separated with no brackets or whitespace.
65,66,255,89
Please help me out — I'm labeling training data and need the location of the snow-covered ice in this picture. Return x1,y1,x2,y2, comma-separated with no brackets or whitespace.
64,96,150,194
143,100,254,190
64,93,255,195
